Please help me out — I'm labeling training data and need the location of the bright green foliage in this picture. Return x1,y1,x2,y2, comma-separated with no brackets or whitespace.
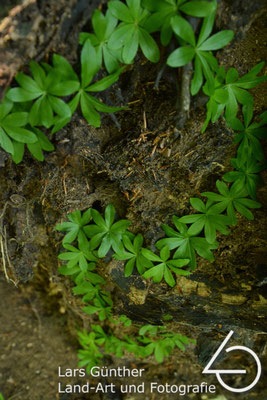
83,298,113,321
78,323,194,372
79,9,122,73
178,198,230,243
5,45,125,134
167,12,234,95
58,243,104,285
69,39,125,127
137,324,195,362
142,246,190,287
0,98,37,156
113,233,152,276
77,327,105,371
119,314,132,327
72,281,110,304
55,209,92,246
228,105,267,163
143,0,216,46
108,0,160,64
12,127,54,163
223,156,264,200
156,217,218,269
84,203,131,257
7,60,73,130
202,180,261,225
202,63,267,132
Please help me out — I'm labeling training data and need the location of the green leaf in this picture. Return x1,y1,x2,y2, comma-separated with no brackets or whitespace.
139,27,160,63
0,98,13,120
214,88,228,104
108,1,134,23
80,92,101,127
34,128,54,151
105,204,115,228
160,245,170,261
29,97,42,126
197,11,216,46
163,267,175,287
180,1,216,17
143,264,164,283
7,88,40,102
122,26,139,63
27,140,44,161
4,126,37,144
171,16,195,46
48,95,71,118
2,112,28,127
199,30,234,51
142,248,161,262
30,61,46,88
125,257,136,277
15,72,42,93
191,56,203,95
39,96,54,128
0,126,14,154
84,94,124,113
92,9,107,41
86,68,124,92
11,141,24,163
226,68,239,84
167,46,195,67
49,80,80,96
108,23,131,50
103,46,121,74
52,54,79,81
30,61,45,90
81,39,100,88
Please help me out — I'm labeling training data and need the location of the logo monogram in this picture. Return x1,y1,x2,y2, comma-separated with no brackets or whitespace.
203,330,261,393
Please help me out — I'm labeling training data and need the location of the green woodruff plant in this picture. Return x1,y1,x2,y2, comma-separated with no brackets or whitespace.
0,0,266,162
56,204,196,370
0,0,266,371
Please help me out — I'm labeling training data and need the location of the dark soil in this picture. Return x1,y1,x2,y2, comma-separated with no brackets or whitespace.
0,1,266,400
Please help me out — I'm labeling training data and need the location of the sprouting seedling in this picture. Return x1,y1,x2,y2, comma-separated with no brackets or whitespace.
108,0,160,64
6,60,74,130
143,0,216,46
167,11,234,95
202,180,261,226
113,233,152,276
202,62,267,132
141,245,190,287
227,104,267,163
67,39,126,127
156,217,218,269
55,208,92,247
223,156,264,200
84,203,131,257
79,9,122,73
178,197,231,244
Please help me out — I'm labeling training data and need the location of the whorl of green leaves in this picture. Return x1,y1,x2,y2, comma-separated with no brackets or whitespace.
1,41,125,162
